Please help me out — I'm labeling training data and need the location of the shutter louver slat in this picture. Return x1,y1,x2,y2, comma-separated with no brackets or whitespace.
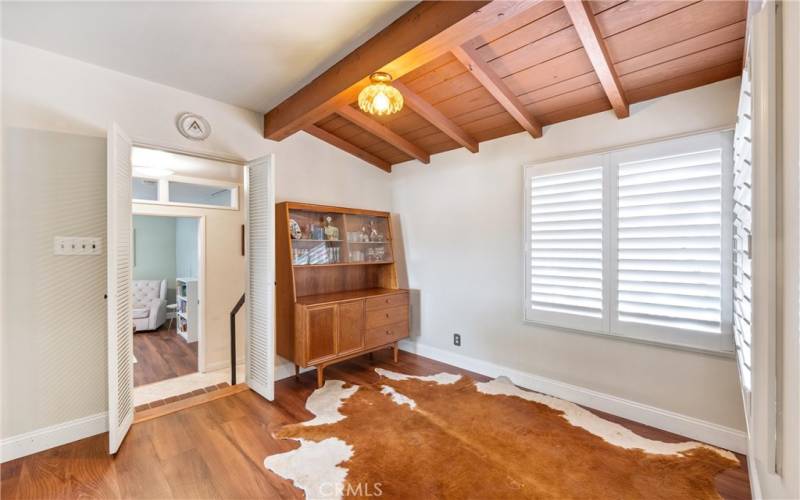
530,166,603,320
617,149,724,333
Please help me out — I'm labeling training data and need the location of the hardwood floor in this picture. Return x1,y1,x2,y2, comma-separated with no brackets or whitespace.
1,351,751,499
134,323,198,386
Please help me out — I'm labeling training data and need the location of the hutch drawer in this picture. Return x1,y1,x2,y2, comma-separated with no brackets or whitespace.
366,305,409,329
366,321,408,348
365,292,409,311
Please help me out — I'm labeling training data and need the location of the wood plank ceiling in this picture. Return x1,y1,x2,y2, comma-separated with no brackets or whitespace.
264,0,746,172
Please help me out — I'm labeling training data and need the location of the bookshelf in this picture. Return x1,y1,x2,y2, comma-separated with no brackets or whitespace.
176,278,198,343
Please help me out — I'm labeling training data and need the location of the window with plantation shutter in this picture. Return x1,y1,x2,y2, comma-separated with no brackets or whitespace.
525,131,734,352
525,156,605,332
616,149,724,332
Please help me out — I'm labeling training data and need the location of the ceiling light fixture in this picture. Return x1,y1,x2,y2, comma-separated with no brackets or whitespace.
358,72,403,116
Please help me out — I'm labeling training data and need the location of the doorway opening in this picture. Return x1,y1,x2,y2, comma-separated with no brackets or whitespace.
132,215,200,387
129,146,246,409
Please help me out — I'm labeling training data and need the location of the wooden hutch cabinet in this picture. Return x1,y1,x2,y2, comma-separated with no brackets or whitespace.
276,202,409,387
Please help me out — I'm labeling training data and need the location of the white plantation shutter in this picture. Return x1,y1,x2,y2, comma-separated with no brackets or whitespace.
525,132,733,352
525,157,604,331
616,149,724,334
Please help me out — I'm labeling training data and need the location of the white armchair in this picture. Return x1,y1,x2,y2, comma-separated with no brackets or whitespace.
132,280,167,332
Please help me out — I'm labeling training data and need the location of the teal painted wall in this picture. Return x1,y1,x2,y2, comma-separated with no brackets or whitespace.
133,215,177,303
175,217,199,279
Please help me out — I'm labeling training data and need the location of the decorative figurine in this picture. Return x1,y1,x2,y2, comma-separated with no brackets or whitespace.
323,216,339,241
289,219,302,239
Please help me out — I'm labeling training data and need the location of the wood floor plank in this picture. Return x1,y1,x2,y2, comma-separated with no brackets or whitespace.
134,324,198,386
112,435,173,499
160,450,222,500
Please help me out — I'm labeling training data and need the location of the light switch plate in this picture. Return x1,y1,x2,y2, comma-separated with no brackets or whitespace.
54,236,102,255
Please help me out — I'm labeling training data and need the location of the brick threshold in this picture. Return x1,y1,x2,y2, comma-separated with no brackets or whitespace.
133,383,250,423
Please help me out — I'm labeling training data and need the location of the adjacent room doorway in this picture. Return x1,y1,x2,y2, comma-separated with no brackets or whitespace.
106,123,276,453
131,214,202,387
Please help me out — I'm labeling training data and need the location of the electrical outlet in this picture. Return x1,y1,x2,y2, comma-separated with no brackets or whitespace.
453,333,461,346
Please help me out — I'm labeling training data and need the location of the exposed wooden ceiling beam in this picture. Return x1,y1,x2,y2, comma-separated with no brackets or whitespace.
452,43,543,138
304,125,391,173
263,1,542,141
393,80,479,153
563,0,629,119
336,105,430,164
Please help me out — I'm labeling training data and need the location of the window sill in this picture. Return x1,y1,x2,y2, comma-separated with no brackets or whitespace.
522,318,736,359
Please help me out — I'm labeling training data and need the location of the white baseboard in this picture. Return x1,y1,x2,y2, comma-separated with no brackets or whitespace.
747,451,763,499
1,412,108,463
275,360,314,381
399,340,748,454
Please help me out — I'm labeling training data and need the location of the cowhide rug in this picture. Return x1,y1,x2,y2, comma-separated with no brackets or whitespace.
265,369,738,499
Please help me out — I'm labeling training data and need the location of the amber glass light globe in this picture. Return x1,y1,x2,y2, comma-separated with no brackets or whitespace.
358,72,404,116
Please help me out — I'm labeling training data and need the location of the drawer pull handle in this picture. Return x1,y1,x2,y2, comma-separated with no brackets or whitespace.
385,313,390,318
385,299,390,303
386,330,392,335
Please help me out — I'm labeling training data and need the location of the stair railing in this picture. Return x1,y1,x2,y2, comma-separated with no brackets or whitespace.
229,294,245,385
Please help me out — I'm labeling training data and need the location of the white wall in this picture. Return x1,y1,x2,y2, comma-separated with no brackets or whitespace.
1,40,392,442
1,128,108,442
391,78,746,432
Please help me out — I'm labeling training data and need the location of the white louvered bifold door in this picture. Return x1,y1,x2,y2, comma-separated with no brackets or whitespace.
525,155,605,332
733,68,753,403
611,132,733,351
245,156,276,401
107,123,134,454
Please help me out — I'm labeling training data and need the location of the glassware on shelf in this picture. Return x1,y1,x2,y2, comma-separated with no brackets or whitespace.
292,248,310,265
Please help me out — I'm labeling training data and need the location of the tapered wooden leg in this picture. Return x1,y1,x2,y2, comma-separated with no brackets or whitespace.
368,352,374,361
393,343,399,363
294,364,300,379
316,365,324,389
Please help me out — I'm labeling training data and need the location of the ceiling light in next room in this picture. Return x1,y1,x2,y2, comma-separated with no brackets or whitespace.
358,72,403,116
133,166,175,178
132,147,175,177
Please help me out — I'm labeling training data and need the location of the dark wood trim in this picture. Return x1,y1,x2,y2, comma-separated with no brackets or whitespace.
284,201,390,217
452,43,543,138
393,80,479,153
304,125,392,172
563,0,630,118
336,105,430,164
